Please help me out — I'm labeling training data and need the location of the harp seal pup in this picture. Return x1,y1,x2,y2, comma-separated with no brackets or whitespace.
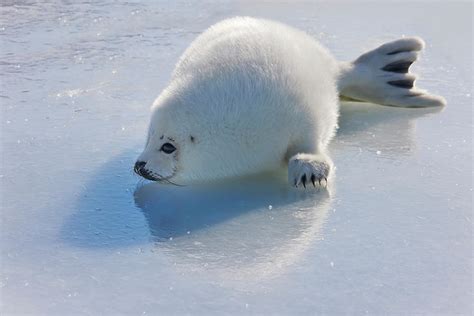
134,17,445,187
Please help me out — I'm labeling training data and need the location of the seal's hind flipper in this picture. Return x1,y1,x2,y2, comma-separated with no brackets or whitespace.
338,37,446,108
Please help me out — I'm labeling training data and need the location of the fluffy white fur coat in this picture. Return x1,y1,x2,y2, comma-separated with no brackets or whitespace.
135,17,445,187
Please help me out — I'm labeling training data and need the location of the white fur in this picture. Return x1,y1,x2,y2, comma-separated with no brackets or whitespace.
136,17,445,186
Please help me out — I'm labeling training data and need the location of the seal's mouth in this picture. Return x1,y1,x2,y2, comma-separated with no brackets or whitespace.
137,169,160,181
133,161,182,186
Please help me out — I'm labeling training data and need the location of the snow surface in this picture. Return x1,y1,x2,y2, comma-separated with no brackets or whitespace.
1,1,472,315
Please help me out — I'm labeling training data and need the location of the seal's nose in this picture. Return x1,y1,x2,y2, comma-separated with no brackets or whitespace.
134,161,146,174
134,161,158,181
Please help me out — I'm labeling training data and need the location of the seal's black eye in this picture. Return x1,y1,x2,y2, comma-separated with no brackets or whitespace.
160,142,176,154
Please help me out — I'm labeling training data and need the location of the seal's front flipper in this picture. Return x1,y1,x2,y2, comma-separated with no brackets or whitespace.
338,37,446,108
288,153,332,188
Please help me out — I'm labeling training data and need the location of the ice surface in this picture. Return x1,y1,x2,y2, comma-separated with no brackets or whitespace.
1,1,472,315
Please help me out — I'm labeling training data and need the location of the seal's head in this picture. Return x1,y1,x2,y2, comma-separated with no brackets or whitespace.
134,83,225,185
134,95,194,185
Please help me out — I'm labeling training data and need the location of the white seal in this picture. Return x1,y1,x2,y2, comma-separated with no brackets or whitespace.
134,17,445,187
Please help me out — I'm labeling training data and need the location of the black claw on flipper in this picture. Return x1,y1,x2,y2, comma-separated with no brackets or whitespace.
386,49,414,55
311,174,316,187
382,60,414,73
387,79,414,89
301,174,307,188
294,178,298,187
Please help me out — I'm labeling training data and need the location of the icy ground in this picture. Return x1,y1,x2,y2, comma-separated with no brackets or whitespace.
1,1,472,315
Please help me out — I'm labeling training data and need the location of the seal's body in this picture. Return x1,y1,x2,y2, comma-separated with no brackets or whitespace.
134,17,445,187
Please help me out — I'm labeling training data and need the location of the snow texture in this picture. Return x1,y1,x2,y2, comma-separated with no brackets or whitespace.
1,1,472,315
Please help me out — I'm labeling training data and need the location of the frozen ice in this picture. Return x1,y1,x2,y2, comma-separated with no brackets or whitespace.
1,1,472,315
